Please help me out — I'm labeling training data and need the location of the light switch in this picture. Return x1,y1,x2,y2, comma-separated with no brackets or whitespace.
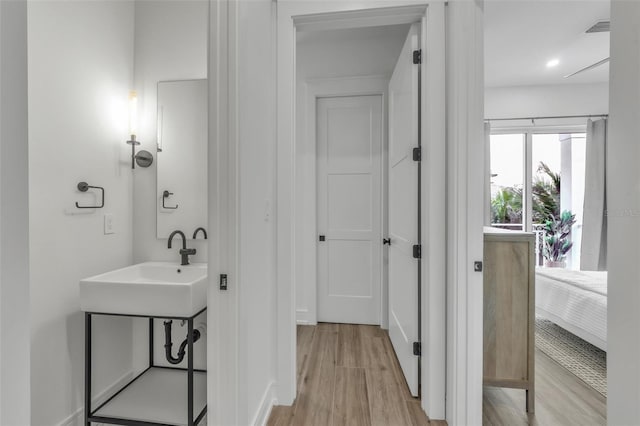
104,213,115,234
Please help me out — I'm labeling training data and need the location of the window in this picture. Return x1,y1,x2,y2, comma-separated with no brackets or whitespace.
490,130,586,268
490,134,524,230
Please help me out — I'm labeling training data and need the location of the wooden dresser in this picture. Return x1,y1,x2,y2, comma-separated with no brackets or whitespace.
483,227,535,412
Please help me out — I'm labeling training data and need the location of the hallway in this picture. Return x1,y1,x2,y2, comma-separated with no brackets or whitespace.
267,323,445,426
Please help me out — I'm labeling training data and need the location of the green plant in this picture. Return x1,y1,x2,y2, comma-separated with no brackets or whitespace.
491,186,523,224
532,162,560,223
543,210,576,262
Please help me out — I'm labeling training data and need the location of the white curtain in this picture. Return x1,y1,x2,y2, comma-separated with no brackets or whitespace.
485,121,491,226
580,118,607,271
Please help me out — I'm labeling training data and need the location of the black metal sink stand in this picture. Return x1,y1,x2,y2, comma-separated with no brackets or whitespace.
84,307,207,426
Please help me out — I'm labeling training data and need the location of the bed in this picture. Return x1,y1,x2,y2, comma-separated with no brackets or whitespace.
535,267,607,351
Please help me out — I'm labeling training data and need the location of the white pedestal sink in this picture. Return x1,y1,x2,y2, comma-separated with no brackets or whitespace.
79,261,207,317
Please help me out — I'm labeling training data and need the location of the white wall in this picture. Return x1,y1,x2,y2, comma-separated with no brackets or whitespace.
607,1,640,424
206,0,277,423
237,1,278,423
132,0,208,263
485,82,609,119
28,1,136,424
0,1,31,423
297,25,409,80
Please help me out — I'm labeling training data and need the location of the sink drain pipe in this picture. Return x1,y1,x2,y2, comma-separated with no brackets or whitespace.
163,320,202,365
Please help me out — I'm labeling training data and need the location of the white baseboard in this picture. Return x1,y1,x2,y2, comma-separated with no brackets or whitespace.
296,309,316,325
56,370,134,426
251,380,277,426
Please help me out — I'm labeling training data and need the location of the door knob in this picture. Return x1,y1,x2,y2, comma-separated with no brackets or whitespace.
319,235,325,242
383,238,391,245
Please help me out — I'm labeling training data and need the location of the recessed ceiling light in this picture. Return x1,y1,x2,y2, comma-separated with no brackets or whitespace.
546,59,560,68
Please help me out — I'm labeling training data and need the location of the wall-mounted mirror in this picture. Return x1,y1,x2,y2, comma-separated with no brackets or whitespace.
156,79,207,238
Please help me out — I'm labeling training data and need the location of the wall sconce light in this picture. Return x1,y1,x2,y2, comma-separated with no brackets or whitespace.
126,90,153,169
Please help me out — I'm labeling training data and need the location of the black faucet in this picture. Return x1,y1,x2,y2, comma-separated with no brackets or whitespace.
167,230,196,266
193,227,207,239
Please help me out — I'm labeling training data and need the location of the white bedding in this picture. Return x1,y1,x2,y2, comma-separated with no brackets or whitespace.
535,267,608,351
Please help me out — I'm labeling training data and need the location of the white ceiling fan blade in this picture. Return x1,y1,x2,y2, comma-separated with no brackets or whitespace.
564,57,610,78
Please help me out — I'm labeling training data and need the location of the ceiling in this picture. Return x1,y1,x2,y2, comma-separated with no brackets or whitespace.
297,24,410,80
485,0,610,87
296,2,610,88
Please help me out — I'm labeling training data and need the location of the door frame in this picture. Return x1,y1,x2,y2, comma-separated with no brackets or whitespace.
0,1,31,423
297,77,388,327
276,2,447,419
445,2,485,424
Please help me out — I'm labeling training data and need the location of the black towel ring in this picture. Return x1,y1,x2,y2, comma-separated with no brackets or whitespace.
75,182,104,209
162,190,178,209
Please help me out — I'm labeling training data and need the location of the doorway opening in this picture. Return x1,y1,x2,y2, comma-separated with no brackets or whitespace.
274,2,447,421
289,9,424,421
483,1,609,423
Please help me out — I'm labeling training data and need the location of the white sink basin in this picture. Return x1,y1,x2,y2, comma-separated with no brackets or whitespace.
80,262,207,317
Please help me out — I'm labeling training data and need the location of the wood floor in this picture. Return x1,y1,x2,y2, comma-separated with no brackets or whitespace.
483,348,607,425
267,323,605,426
267,323,446,426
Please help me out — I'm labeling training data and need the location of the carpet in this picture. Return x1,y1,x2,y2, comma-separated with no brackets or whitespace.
535,317,607,397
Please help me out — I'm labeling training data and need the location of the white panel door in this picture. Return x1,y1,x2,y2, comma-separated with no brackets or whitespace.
317,95,382,325
388,24,421,396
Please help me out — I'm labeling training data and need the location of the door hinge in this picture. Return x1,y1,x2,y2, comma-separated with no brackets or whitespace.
412,147,422,162
413,49,422,65
413,341,422,356
412,244,422,259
